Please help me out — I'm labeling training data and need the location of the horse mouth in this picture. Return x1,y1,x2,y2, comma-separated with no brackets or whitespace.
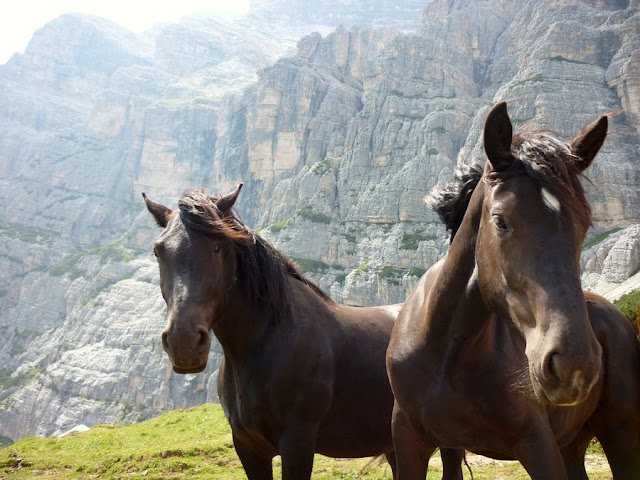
172,363,207,374
530,368,595,406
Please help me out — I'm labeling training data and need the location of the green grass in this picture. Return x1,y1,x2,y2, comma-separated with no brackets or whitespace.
0,404,613,479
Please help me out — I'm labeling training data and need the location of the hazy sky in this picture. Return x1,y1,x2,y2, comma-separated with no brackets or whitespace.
1,0,251,64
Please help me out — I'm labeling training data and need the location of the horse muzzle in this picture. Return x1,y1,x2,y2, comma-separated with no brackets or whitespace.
531,346,602,406
161,326,211,375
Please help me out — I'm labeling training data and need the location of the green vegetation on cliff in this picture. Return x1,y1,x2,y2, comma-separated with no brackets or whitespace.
614,289,640,325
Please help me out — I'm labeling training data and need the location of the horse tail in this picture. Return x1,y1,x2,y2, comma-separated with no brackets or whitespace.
463,450,474,480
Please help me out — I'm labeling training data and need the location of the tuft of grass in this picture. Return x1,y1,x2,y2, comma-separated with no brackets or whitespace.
312,159,332,177
297,206,332,225
425,147,439,156
355,258,372,275
512,73,545,87
378,266,404,286
378,266,427,286
613,289,640,326
408,267,426,278
292,258,331,274
400,230,436,250
267,219,290,233
0,404,613,479
548,55,588,65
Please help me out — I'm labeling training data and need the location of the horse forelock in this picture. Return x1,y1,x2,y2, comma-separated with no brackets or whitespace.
178,190,248,241
486,130,592,231
177,190,333,320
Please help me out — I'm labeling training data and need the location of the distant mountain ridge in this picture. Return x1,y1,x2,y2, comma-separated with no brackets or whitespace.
0,0,638,443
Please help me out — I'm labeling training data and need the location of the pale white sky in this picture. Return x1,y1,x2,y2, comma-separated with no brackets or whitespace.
1,0,251,64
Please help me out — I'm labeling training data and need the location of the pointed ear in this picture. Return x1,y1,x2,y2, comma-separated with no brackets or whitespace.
142,192,172,228
483,101,514,172
570,115,608,172
215,183,243,216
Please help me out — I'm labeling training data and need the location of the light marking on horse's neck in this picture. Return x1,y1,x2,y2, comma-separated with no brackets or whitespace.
465,261,478,296
541,187,561,214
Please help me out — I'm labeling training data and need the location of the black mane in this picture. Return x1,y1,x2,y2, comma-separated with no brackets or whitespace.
177,190,333,320
426,162,484,243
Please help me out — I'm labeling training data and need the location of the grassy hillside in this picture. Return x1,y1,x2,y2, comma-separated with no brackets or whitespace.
0,403,612,479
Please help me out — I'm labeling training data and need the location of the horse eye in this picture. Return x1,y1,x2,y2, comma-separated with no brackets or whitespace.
214,245,221,253
492,214,510,233
153,248,159,258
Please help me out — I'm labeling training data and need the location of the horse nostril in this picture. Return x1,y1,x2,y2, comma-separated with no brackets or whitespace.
543,351,562,383
161,331,170,353
196,329,209,354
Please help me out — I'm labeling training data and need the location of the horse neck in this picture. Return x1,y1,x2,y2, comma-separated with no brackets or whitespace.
212,283,279,367
422,178,490,349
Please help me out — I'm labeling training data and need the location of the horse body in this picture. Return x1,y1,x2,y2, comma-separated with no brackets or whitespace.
144,187,464,479
387,102,640,479
218,287,399,461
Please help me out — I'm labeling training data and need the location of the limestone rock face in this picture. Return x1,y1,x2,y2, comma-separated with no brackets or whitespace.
216,0,640,306
582,224,640,299
1,0,639,443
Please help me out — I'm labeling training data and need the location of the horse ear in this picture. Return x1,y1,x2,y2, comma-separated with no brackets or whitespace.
569,115,608,172
142,192,172,228
215,183,243,216
483,101,513,172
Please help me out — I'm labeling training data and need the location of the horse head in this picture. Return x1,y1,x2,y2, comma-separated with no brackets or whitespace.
477,102,606,405
143,184,243,374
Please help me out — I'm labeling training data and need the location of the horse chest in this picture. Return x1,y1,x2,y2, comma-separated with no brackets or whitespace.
223,389,281,451
418,346,536,447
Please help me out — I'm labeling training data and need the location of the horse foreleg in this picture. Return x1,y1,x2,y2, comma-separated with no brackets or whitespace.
515,428,568,480
440,448,464,480
233,433,274,480
391,404,434,480
385,451,398,479
278,423,317,480
597,424,640,480
560,431,591,480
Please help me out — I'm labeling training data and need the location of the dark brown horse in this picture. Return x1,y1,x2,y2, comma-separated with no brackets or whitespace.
143,186,464,479
387,102,640,479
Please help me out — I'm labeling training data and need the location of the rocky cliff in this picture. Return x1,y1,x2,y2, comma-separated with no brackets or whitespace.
0,0,639,443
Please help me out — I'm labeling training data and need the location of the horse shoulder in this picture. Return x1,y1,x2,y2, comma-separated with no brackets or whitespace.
388,261,442,357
